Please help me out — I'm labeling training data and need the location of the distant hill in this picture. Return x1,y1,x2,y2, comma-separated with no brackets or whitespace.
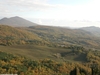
1,23,100,48
80,26,100,37
24,26,100,48
0,16,38,27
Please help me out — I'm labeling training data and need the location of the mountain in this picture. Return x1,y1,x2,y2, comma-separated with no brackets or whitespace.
1,16,100,48
0,16,38,27
81,26,100,37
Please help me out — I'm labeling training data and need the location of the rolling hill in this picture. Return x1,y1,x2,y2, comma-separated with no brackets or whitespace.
24,25,100,49
0,25,47,45
0,17,100,74
0,16,38,27
0,16,100,49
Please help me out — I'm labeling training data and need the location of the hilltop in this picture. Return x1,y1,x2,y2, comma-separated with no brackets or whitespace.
0,16,38,27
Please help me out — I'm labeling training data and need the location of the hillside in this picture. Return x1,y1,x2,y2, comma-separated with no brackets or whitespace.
0,16,38,27
24,26,100,49
81,26,100,37
0,25,46,45
0,51,91,74
0,44,100,75
1,24,100,49
1,16,100,48
0,18,100,74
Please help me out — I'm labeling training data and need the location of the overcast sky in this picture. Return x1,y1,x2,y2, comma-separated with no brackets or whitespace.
1,0,100,27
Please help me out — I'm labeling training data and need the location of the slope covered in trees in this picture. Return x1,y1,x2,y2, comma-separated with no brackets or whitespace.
0,46,100,75
0,25,47,46
25,26,100,49
1,25,100,49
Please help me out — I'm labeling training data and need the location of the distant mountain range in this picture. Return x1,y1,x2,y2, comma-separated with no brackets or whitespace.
0,16,100,48
1,17,100,75
0,16,38,27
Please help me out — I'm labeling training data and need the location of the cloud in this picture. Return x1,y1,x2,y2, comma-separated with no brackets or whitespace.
38,19,43,24
0,0,55,18
1,0,100,22
34,19,100,28
1,0,54,12
0,0,66,18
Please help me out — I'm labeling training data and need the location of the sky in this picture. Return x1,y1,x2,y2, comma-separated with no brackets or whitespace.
1,0,100,27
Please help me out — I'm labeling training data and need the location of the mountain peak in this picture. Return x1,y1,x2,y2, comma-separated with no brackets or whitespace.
10,16,24,19
0,16,39,27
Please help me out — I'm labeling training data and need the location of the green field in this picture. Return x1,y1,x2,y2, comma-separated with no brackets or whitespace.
0,45,87,63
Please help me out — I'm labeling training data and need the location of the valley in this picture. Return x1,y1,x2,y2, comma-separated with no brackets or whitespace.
0,17,100,75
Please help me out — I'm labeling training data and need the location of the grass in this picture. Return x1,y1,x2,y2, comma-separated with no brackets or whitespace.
0,45,87,62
